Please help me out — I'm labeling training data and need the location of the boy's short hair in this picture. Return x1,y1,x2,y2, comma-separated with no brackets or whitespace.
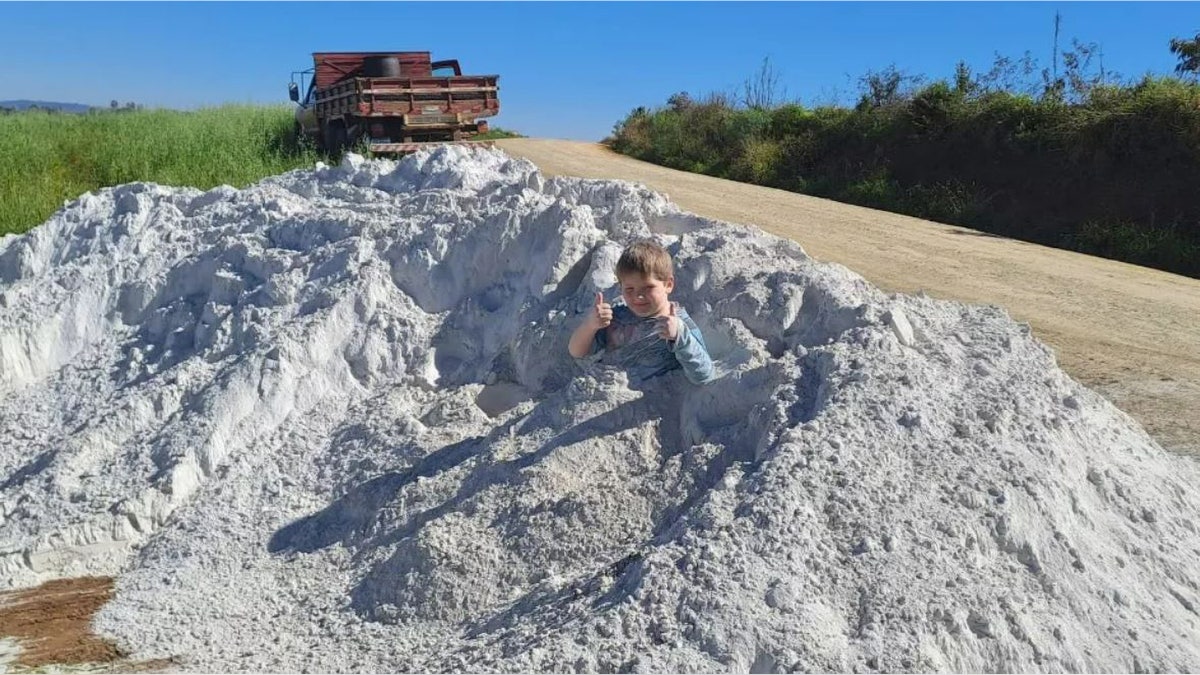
616,240,673,281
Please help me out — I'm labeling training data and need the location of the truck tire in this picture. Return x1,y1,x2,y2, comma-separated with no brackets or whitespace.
323,122,348,156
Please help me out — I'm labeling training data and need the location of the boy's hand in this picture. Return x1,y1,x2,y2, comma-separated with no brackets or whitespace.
590,292,613,330
656,302,680,341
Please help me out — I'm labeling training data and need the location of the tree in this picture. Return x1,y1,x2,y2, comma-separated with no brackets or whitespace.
742,56,786,110
1169,32,1200,79
1036,39,1120,103
110,100,119,109
976,51,1040,96
855,65,923,110
667,91,693,112
1051,11,1062,82
1060,39,1104,100
953,61,976,96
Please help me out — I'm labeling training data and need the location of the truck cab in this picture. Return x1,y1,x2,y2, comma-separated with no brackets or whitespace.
288,78,320,141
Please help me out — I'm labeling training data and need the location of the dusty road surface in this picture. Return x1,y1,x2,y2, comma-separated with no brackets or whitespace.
498,138,1200,459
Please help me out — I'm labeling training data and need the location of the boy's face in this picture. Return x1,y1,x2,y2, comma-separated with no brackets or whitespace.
619,272,674,318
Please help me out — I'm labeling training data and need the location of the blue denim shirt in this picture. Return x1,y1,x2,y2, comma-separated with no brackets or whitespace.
588,303,715,384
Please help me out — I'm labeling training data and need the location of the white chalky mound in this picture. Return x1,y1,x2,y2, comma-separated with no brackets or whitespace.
1,147,1198,673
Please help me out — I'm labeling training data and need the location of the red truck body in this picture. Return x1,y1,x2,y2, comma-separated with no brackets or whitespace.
290,51,500,154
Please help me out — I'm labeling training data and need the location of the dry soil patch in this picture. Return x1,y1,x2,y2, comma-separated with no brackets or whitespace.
0,577,171,672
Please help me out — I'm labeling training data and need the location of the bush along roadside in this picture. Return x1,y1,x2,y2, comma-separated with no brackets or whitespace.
608,65,1200,280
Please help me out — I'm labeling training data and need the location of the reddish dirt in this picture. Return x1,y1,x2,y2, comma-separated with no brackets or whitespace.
0,576,173,672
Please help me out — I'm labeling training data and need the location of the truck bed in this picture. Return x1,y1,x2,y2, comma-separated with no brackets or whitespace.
314,75,500,122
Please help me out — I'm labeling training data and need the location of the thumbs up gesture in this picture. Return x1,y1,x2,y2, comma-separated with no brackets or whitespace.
590,291,613,330
656,302,680,341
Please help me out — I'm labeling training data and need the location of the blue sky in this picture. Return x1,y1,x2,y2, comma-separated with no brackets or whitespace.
1,2,1195,141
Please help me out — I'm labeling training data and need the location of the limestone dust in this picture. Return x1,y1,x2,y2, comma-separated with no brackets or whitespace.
0,147,1197,672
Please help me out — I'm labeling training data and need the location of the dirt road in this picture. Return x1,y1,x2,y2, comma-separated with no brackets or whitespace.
498,138,1200,458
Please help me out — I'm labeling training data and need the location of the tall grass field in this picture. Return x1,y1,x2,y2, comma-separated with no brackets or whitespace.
0,106,524,238
0,105,320,237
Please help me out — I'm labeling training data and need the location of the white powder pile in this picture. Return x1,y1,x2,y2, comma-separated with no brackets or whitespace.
1,147,1198,672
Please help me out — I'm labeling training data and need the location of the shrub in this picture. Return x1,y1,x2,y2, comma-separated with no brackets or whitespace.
841,174,903,211
731,137,783,185
604,62,1200,279
768,104,817,138
1066,220,1200,277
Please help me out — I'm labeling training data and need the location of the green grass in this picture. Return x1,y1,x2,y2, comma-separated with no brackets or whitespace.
0,110,526,237
471,127,523,140
0,105,321,236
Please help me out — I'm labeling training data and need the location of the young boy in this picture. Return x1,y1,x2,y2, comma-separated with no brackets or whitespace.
568,240,715,384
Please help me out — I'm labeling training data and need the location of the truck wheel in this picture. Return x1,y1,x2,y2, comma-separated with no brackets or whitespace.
323,122,347,157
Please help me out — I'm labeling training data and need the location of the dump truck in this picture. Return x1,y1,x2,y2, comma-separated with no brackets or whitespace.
289,51,500,155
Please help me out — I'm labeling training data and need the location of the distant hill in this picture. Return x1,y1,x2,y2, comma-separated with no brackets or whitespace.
0,100,94,113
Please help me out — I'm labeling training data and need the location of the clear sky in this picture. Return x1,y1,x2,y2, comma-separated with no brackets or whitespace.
1,2,1195,141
